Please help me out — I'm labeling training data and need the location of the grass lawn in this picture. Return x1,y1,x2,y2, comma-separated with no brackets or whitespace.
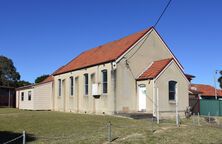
0,108,222,144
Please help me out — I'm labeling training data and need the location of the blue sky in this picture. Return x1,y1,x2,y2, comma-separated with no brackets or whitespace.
0,0,221,87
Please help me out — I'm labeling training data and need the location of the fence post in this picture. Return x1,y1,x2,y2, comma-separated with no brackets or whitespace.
192,113,195,125
107,121,112,142
23,131,26,144
208,112,211,124
152,117,154,132
197,112,200,126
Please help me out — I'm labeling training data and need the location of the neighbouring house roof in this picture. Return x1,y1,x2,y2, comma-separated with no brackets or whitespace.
53,27,152,75
185,74,195,81
190,84,222,97
137,58,173,80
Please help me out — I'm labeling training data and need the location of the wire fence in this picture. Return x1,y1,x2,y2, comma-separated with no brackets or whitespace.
3,131,25,144
2,115,222,143
191,113,222,128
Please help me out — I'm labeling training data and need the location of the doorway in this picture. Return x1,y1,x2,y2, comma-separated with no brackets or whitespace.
138,85,147,112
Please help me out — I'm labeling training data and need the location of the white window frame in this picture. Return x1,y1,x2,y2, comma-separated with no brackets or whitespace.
84,74,89,96
102,69,108,94
58,79,62,96
169,81,177,101
70,76,74,96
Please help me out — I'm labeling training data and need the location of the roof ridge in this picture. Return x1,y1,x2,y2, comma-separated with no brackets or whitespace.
54,27,152,75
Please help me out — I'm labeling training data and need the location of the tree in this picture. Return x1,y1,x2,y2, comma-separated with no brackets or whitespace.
16,80,31,87
0,55,20,87
218,71,222,89
35,74,49,83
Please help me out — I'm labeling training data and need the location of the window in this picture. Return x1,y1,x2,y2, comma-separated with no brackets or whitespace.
169,81,177,101
28,91,31,101
91,73,95,94
102,70,108,94
58,79,61,96
70,77,74,96
21,92,24,101
84,74,89,95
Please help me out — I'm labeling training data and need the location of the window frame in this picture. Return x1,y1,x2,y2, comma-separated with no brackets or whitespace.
58,79,62,96
70,76,74,96
84,74,89,95
102,69,108,94
21,92,24,101
28,91,32,101
168,81,177,101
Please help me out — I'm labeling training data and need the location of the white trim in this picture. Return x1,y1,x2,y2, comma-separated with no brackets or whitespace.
156,87,160,124
115,28,153,63
152,80,156,116
101,69,108,95
154,60,189,84
137,62,154,79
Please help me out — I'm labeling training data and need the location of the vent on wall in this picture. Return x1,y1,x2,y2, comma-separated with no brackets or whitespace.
112,62,117,70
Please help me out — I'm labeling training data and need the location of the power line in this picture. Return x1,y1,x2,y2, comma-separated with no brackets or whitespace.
154,0,172,28
126,0,173,61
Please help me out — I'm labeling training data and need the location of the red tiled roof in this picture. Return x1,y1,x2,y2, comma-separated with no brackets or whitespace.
190,84,222,97
39,75,53,84
137,58,173,80
54,27,152,75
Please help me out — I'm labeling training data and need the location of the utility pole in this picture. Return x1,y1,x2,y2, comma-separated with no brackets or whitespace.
8,88,11,107
214,70,219,100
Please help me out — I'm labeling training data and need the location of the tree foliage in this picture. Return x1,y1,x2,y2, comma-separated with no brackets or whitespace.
16,80,31,87
35,74,49,83
0,55,21,87
218,71,222,89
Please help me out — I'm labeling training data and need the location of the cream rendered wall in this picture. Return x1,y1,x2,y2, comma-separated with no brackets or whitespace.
154,61,189,118
33,82,52,110
116,29,175,113
16,91,19,108
54,63,115,114
17,88,34,110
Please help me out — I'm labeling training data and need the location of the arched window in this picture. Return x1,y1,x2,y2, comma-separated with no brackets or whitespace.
169,81,177,101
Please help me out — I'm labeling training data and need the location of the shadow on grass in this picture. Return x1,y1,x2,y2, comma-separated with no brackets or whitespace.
0,131,36,143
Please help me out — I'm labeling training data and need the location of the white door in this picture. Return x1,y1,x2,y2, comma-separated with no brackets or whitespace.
138,86,147,112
